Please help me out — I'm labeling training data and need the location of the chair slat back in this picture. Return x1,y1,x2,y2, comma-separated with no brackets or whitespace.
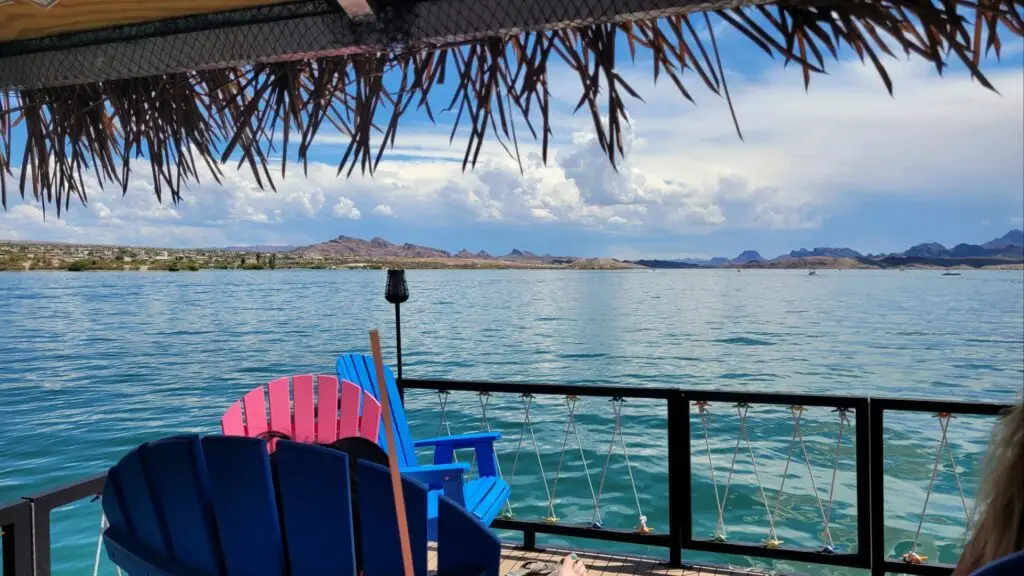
274,441,359,574
337,354,414,467
357,460,429,576
221,401,245,436
141,437,223,573
317,375,340,443
359,391,382,443
339,379,362,439
105,437,223,574
292,375,316,443
201,436,286,575
222,374,384,449
267,377,292,436
104,450,168,556
437,493,501,576
103,434,498,576
242,387,268,437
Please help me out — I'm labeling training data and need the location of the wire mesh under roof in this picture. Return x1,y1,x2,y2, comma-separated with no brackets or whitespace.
0,0,1021,215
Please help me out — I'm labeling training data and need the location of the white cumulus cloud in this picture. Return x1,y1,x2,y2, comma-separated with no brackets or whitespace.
1,53,1021,248
332,197,361,220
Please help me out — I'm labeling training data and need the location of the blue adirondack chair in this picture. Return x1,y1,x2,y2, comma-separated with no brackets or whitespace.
100,434,501,576
336,354,510,536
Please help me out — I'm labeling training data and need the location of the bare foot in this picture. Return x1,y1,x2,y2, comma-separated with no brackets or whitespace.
560,554,586,576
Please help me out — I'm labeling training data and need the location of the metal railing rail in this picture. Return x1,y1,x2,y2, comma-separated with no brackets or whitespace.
0,378,1013,576
402,379,1011,576
406,380,874,570
0,500,32,576
868,398,1008,576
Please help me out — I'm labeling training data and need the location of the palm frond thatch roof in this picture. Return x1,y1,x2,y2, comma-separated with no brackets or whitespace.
0,0,1021,216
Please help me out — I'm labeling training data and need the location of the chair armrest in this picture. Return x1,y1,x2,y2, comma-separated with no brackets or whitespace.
413,431,502,449
414,433,503,478
402,462,469,485
403,463,469,506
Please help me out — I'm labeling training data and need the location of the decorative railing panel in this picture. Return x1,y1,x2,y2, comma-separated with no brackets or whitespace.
689,403,859,554
869,399,1005,576
0,379,1013,576
405,389,668,538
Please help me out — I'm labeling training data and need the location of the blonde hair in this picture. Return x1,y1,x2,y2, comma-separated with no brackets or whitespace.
955,403,1024,575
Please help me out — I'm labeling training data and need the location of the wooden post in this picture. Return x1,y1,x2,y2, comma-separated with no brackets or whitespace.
370,329,414,576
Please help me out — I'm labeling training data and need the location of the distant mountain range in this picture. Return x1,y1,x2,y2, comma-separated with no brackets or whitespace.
986,229,1024,249
296,236,450,259
260,229,1024,269
8,230,1019,271
656,229,1023,268
294,235,582,265
893,229,1024,259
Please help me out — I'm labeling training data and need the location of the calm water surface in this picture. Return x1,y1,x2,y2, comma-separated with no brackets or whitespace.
1,269,1022,575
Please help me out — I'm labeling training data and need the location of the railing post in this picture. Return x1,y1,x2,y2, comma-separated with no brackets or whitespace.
21,473,106,576
522,529,536,551
667,393,689,568
30,497,52,576
855,401,872,570
869,400,886,576
0,499,34,576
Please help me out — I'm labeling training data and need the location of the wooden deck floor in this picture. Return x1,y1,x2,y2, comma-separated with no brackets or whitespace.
427,544,769,576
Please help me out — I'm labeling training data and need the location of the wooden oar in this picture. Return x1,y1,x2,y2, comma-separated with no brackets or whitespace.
370,329,414,576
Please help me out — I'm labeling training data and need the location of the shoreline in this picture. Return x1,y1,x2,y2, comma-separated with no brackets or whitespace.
1,263,1021,272
2,242,1021,272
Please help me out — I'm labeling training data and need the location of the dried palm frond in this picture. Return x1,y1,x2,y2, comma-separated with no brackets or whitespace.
1,0,1021,213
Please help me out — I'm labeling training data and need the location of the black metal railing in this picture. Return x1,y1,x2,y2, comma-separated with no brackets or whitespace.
402,379,1010,576
0,379,1012,576
1,474,107,576
868,399,1007,576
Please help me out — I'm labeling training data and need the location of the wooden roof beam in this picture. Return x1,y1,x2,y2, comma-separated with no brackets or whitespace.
0,0,289,43
0,0,765,89
335,0,375,21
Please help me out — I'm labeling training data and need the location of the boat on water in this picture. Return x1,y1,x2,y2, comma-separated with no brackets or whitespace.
808,269,817,276
942,271,962,276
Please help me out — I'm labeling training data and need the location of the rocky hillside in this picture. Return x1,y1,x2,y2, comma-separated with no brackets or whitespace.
287,235,637,269
743,256,876,269
294,236,451,259
647,229,1024,269
983,229,1024,250
782,247,863,259
732,250,764,264
884,230,1023,259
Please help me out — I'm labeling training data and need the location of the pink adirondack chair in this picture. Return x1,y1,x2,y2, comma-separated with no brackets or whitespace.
221,374,381,451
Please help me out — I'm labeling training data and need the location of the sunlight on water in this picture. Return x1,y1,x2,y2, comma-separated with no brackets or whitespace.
1,269,1021,575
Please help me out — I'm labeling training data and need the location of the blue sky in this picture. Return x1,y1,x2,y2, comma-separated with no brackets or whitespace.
1,21,1022,260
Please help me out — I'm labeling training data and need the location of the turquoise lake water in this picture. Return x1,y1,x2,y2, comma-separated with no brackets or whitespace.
1,269,1022,575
